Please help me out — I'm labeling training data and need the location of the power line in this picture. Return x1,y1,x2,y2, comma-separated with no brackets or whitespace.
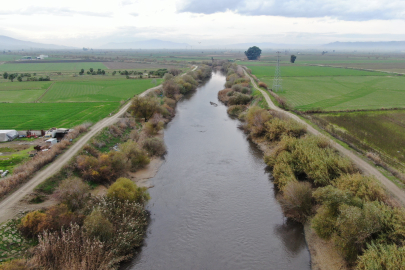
272,51,282,92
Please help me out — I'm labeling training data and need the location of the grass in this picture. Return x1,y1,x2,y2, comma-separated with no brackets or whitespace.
0,81,51,91
0,219,35,262
0,147,34,173
0,62,107,72
317,110,405,167
248,65,388,78
40,78,162,102
0,102,120,130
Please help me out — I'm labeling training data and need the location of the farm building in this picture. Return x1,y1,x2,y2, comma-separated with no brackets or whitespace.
0,130,18,142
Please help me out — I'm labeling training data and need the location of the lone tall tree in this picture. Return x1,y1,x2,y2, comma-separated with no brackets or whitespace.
245,46,262,60
290,55,297,63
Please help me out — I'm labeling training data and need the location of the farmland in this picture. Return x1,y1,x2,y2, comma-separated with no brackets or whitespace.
315,110,405,171
0,102,119,130
0,62,107,72
248,64,405,111
40,79,162,102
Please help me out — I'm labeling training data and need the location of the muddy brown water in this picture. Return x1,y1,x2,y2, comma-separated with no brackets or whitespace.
122,71,311,270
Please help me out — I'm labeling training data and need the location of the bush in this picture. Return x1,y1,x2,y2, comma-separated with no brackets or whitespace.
19,211,47,238
31,224,115,270
0,259,29,270
279,181,313,223
52,177,90,211
83,144,100,157
311,205,337,239
83,208,114,242
119,140,150,172
129,96,160,122
163,79,180,98
265,118,306,141
143,113,164,135
228,92,252,105
333,173,387,202
258,82,268,89
129,129,140,141
231,84,243,92
356,243,405,270
106,177,150,205
142,137,166,156
245,106,272,137
218,89,233,104
227,105,246,117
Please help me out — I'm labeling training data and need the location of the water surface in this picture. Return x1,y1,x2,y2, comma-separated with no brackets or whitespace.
123,71,311,270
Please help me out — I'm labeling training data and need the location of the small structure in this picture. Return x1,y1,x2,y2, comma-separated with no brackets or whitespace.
36,55,48,60
52,128,69,140
0,130,18,142
45,138,57,145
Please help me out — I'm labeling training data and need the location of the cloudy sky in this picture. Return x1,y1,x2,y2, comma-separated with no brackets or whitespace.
1,0,405,47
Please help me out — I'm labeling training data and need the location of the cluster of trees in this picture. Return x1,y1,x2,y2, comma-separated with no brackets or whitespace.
243,104,405,267
2,72,47,82
79,68,106,75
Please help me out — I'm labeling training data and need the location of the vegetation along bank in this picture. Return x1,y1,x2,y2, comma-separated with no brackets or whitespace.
0,65,212,269
218,63,405,270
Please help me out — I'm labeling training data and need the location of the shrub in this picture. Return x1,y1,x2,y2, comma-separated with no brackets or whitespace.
108,125,123,137
272,154,297,190
218,89,233,104
129,129,140,141
106,177,150,205
163,79,180,98
19,211,47,238
143,113,164,135
83,144,100,157
143,137,166,156
0,259,29,270
258,82,268,89
279,181,313,223
83,208,114,242
52,177,90,211
245,106,272,137
356,243,405,270
119,140,150,172
228,93,252,105
231,84,243,92
31,224,115,270
333,173,387,202
311,205,337,240
227,105,246,117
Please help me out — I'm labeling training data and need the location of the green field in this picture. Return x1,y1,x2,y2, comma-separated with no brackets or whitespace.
0,62,107,72
249,64,405,111
317,110,405,168
0,102,119,130
40,78,162,102
0,81,52,91
249,65,388,77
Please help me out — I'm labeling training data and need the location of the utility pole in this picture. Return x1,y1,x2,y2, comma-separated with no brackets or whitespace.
272,51,282,92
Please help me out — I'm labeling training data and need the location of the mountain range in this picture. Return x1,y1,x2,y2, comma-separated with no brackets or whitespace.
0,35,75,50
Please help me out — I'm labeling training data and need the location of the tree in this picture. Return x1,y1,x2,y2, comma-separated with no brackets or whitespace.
3,72,8,79
107,177,150,204
89,68,93,73
244,46,262,60
129,95,160,122
112,71,116,76
290,55,297,63
17,76,22,82
80,68,84,73
101,70,105,75
8,73,15,82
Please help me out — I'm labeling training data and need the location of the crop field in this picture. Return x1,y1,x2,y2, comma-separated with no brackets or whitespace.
0,102,119,130
248,65,388,77
249,64,405,111
0,62,107,72
0,81,52,91
102,62,185,70
0,89,45,103
40,78,162,102
317,110,405,167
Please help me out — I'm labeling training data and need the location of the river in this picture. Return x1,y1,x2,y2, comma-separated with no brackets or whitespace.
122,71,311,270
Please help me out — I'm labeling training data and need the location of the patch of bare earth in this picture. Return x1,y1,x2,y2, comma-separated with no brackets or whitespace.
304,222,349,270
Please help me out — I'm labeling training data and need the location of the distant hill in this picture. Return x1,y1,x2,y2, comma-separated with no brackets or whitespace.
324,41,405,50
0,35,75,50
101,39,190,49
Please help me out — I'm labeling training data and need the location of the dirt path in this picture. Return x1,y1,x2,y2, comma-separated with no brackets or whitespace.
35,82,54,102
0,66,197,224
244,69,405,204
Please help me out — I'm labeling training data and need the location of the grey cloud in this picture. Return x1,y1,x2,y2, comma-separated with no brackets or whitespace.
130,13,139,16
178,0,405,21
0,7,112,17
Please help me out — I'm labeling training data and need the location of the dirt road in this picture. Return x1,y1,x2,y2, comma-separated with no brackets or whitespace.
245,70,405,204
0,66,197,223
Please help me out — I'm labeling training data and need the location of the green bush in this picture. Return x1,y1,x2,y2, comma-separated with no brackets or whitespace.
227,105,246,117
228,92,251,105
83,208,114,242
106,177,150,205
119,140,150,171
53,177,90,211
245,106,272,137
356,243,405,270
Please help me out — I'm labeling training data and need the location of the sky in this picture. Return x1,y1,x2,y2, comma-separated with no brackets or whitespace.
1,0,405,48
